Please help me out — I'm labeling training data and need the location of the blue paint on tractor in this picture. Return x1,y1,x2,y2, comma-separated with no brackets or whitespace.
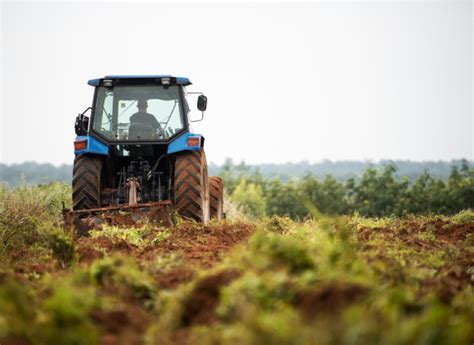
168,132,203,155
75,135,109,155
87,75,191,86
87,79,101,86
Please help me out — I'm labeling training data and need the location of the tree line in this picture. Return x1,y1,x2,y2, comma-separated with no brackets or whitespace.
219,159,474,219
209,159,470,181
1,160,471,187
1,160,473,219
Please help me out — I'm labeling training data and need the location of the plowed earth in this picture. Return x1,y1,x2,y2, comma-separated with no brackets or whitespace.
76,222,254,267
3,217,473,345
2,222,253,345
76,222,254,345
357,218,474,302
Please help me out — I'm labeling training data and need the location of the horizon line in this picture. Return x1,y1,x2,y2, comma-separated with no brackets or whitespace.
1,158,473,168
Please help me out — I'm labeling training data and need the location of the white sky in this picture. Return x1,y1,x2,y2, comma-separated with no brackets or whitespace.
1,1,472,165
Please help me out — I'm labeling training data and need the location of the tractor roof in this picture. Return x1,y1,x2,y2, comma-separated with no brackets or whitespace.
88,75,191,87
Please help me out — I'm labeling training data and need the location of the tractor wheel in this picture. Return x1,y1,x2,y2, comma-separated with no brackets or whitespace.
72,154,102,211
209,176,224,220
174,150,210,224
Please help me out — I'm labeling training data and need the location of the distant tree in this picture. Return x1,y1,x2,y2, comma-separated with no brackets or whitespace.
264,178,306,220
299,174,347,215
219,158,239,195
445,160,474,213
405,171,434,214
347,164,409,217
231,179,266,218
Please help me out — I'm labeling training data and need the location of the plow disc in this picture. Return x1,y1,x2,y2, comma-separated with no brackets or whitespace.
62,201,174,235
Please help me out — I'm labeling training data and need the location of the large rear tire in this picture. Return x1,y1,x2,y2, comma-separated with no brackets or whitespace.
174,150,210,224
72,154,102,211
209,176,224,220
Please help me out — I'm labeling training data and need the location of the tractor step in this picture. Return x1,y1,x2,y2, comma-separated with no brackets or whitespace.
62,201,174,235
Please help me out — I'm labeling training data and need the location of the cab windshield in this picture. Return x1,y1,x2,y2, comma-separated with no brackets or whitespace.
92,85,186,141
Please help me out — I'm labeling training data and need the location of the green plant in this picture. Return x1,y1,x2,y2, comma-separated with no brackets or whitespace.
231,179,266,219
89,256,156,306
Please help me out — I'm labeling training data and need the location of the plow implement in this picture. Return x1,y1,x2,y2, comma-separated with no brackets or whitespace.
62,201,174,234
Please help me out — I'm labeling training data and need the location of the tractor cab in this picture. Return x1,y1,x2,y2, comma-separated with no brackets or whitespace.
93,84,185,142
76,75,207,145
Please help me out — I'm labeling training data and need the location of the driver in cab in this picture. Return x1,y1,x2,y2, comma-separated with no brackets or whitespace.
129,100,164,138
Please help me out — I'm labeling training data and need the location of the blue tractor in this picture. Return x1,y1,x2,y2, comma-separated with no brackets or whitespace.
70,75,223,227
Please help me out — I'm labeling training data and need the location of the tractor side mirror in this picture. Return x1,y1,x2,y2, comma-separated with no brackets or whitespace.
197,95,207,111
187,92,207,122
75,107,91,135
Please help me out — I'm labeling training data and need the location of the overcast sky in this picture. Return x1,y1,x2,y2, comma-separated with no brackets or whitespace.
1,1,472,166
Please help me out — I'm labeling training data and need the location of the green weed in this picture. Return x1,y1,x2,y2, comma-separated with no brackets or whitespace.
89,255,156,307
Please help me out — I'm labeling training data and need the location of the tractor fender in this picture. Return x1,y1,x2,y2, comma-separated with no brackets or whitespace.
74,135,109,156
167,132,204,155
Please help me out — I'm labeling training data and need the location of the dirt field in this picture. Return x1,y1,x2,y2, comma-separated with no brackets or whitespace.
0,186,473,345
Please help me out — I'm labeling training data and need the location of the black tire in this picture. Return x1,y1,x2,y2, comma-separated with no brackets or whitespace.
209,176,224,220
174,150,210,224
72,154,102,211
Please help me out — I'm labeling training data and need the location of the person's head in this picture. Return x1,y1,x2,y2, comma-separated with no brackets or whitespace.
137,99,148,112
